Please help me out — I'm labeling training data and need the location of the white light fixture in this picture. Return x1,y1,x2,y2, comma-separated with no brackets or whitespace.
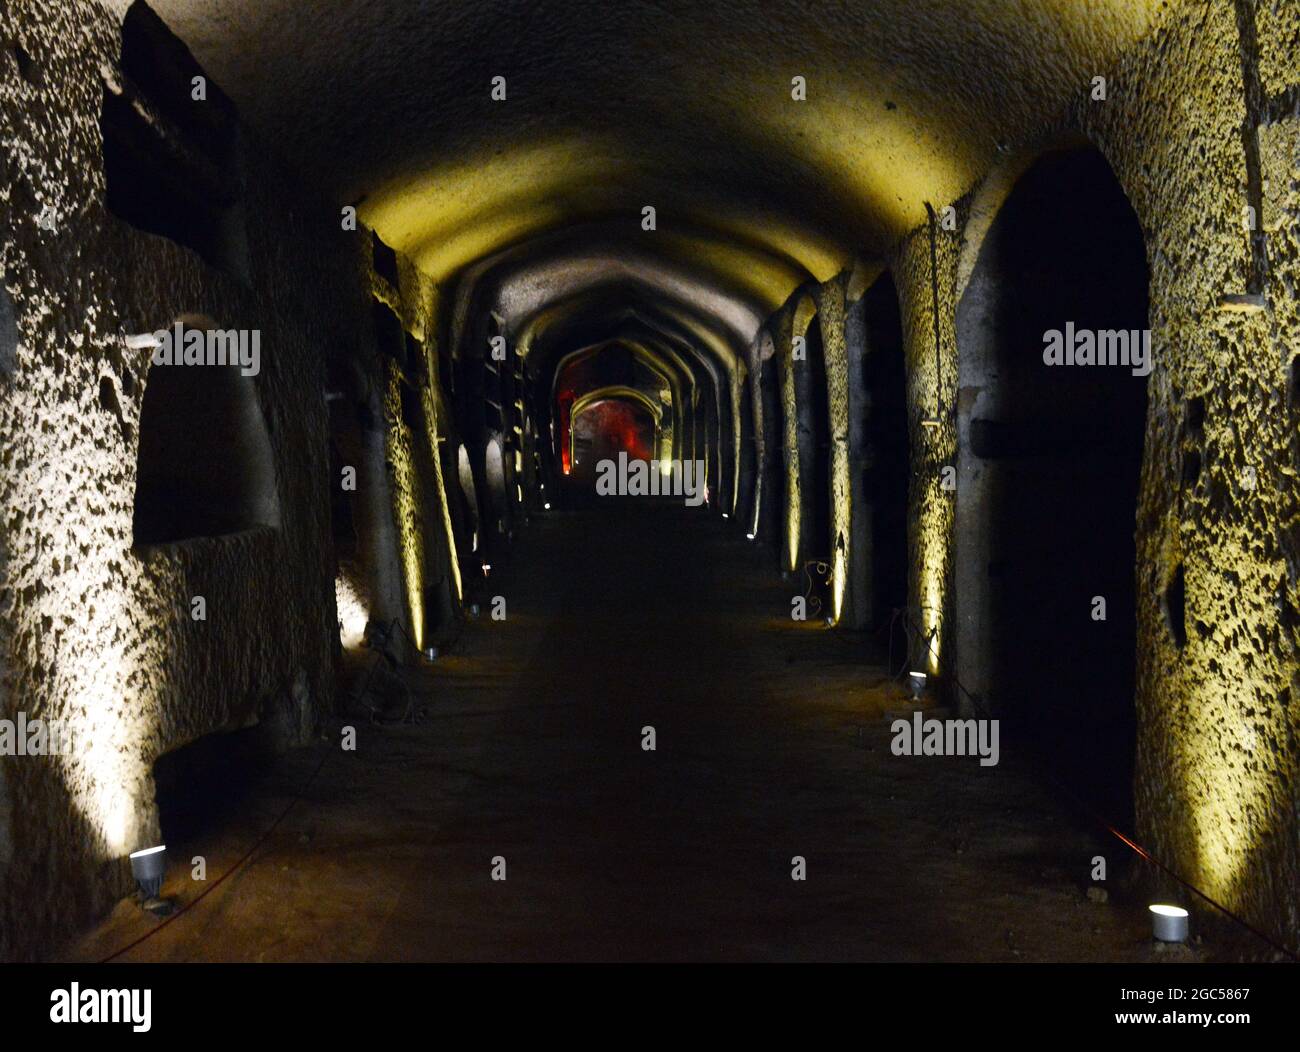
129,845,170,913
721,512,729,519
1149,904,1189,942
544,502,551,510
746,533,755,540
482,563,491,575
908,671,927,700
423,645,439,662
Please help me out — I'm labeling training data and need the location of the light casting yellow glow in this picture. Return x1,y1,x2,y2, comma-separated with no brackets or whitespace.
335,574,369,649
56,581,152,859
385,368,425,651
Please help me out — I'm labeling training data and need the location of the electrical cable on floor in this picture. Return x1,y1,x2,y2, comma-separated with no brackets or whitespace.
99,611,457,962
801,558,831,618
881,605,946,690
889,604,1300,962
98,746,334,964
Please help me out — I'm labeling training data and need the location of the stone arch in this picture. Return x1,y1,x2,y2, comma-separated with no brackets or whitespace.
844,269,909,638
954,144,1150,825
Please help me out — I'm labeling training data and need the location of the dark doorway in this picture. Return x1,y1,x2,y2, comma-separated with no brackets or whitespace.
860,274,910,658
794,313,831,562
133,334,279,546
956,146,1149,827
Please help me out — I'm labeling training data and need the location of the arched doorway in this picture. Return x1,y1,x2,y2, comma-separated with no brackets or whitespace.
573,397,656,473
955,145,1149,825
845,273,910,645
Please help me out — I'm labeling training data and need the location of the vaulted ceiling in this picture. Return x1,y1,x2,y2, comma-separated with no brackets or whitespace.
125,0,1169,342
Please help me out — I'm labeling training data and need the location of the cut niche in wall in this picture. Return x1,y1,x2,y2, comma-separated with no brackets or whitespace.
0,278,17,378
132,323,280,545
100,1,249,281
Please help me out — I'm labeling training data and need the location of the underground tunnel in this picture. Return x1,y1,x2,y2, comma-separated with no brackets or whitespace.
1,0,1299,1017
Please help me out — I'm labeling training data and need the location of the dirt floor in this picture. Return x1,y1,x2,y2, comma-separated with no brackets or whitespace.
64,501,1240,962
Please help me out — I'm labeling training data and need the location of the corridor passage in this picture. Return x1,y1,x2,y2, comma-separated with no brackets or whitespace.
6,0,1300,995
70,502,1151,963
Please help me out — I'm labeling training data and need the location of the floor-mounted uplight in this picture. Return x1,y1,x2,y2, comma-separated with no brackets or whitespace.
544,502,551,510
909,671,928,701
1149,904,1189,943
129,845,172,915
746,533,755,541
124,332,161,351
423,645,439,662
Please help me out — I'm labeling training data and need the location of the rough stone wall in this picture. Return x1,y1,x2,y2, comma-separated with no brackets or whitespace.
358,229,463,654
841,290,870,630
894,221,960,683
1050,0,1300,947
812,277,852,625
0,0,393,959
877,0,1300,945
746,341,765,536
772,305,802,573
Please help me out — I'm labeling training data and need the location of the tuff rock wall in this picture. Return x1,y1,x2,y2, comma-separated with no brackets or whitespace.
0,0,442,960
890,0,1300,947
757,0,1298,950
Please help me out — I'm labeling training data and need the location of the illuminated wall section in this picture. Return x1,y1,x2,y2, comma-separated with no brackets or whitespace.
383,365,426,652
0,0,340,959
334,574,369,648
887,0,1300,945
748,352,765,539
896,220,959,680
812,279,852,625
727,364,743,517
411,282,463,606
1072,0,1300,943
772,309,802,572
423,381,463,604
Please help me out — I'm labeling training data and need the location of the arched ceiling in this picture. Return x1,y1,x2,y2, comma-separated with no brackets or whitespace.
517,293,743,395
450,224,782,345
129,0,1170,342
